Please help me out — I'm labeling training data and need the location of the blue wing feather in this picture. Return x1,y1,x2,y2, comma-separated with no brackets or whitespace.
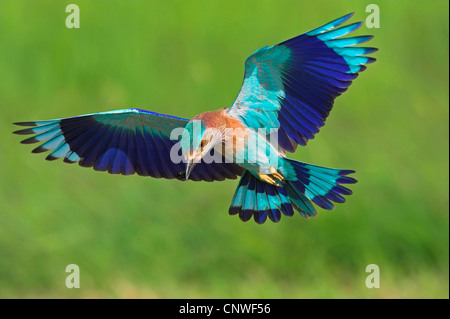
228,13,377,152
14,109,243,182
306,12,355,36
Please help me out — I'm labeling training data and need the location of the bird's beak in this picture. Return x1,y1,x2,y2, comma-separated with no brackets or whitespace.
185,160,195,180
185,153,200,180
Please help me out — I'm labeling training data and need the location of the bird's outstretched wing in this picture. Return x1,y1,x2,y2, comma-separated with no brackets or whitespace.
14,109,243,181
227,12,377,153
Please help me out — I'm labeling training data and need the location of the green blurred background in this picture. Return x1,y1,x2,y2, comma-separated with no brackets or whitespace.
0,0,448,298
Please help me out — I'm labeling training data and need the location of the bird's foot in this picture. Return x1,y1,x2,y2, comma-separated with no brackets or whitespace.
269,167,284,182
258,173,281,187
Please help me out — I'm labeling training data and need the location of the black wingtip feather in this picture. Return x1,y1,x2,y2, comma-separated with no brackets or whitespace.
32,146,48,153
13,128,35,135
45,154,58,161
20,137,39,144
63,157,77,164
13,122,37,127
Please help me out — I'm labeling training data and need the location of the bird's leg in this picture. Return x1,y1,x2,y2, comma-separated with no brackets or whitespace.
258,173,281,187
270,167,284,182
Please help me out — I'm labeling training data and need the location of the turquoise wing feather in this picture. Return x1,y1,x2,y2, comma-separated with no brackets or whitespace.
14,108,243,181
227,12,377,152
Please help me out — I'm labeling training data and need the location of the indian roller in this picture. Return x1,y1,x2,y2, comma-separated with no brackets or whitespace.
13,13,377,224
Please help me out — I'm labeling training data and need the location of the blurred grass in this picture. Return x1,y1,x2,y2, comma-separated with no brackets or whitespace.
0,0,448,298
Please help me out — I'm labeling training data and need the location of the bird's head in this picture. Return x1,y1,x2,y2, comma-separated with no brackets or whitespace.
180,118,222,179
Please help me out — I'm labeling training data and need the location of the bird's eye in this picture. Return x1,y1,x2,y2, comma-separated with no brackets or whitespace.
200,140,207,149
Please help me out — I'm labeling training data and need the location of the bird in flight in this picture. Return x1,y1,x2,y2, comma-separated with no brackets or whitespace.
14,13,376,224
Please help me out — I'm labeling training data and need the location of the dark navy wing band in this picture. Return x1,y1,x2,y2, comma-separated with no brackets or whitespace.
14,108,243,182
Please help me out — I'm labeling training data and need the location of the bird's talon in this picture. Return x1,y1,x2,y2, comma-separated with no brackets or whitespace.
273,172,284,181
258,173,281,186
269,167,284,182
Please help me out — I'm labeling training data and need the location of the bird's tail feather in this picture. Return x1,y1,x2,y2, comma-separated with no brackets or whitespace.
228,160,356,224
229,170,295,224
283,158,357,213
